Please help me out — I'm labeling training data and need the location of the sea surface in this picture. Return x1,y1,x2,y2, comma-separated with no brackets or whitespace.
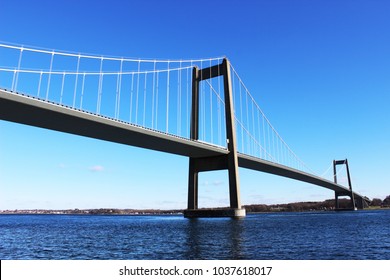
1,210,389,260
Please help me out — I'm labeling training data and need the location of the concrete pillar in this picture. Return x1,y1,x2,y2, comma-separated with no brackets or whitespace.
184,59,245,218
187,67,199,210
222,59,241,210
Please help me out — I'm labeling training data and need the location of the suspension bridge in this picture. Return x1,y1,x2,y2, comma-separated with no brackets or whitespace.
0,43,370,217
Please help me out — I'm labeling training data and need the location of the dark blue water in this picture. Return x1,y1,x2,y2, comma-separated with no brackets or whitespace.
1,210,389,260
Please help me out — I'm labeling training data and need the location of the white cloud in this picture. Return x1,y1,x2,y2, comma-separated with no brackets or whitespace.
213,180,224,186
201,180,224,187
89,165,104,172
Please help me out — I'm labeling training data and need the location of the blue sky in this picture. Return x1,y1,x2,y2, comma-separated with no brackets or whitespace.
0,0,389,210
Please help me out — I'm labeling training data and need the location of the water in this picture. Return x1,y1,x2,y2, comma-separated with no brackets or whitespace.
1,210,389,260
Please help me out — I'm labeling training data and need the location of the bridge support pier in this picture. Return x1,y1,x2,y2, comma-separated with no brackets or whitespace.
333,159,358,210
355,196,366,209
184,59,245,218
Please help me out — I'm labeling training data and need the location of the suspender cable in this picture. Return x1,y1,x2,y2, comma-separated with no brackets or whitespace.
251,100,255,156
257,109,262,158
13,47,23,92
135,59,141,124
97,57,104,114
218,60,222,146
130,72,134,123
80,73,86,109
179,62,182,136
209,59,213,144
0,42,319,173
143,72,148,127
60,72,65,104
272,129,275,163
277,132,280,164
186,65,190,138
115,58,123,120
166,61,170,133
239,81,244,153
45,52,54,101
200,60,205,140
245,89,250,154
118,60,123,119
73,55,80,108
262,112,266,159
98,73,104,114
231,66,236,149
11,70,16,92
152,60,156,129
155,71,159,130
37,71,43,97
267,122,271,161
178,62,182,136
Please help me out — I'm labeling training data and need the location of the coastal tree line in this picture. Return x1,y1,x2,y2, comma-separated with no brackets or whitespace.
370,195,390,207
244,195,390,213
2,196,389,215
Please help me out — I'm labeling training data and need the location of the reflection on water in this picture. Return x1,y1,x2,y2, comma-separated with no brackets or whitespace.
184,218,246,259
0,210,389,259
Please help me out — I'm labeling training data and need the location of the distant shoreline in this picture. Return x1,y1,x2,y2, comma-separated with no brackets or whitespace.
1,199,389,215
0,208,388,216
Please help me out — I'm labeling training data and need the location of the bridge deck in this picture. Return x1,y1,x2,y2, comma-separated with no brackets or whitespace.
238,154,357,195
0,89,227,158
0,89,368,203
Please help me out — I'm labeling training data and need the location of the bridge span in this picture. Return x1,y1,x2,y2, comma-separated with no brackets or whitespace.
0,43,370,217
0,88,370,216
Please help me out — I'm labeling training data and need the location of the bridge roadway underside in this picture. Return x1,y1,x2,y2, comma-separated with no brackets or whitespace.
0,89,227,159
0,89,369,207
